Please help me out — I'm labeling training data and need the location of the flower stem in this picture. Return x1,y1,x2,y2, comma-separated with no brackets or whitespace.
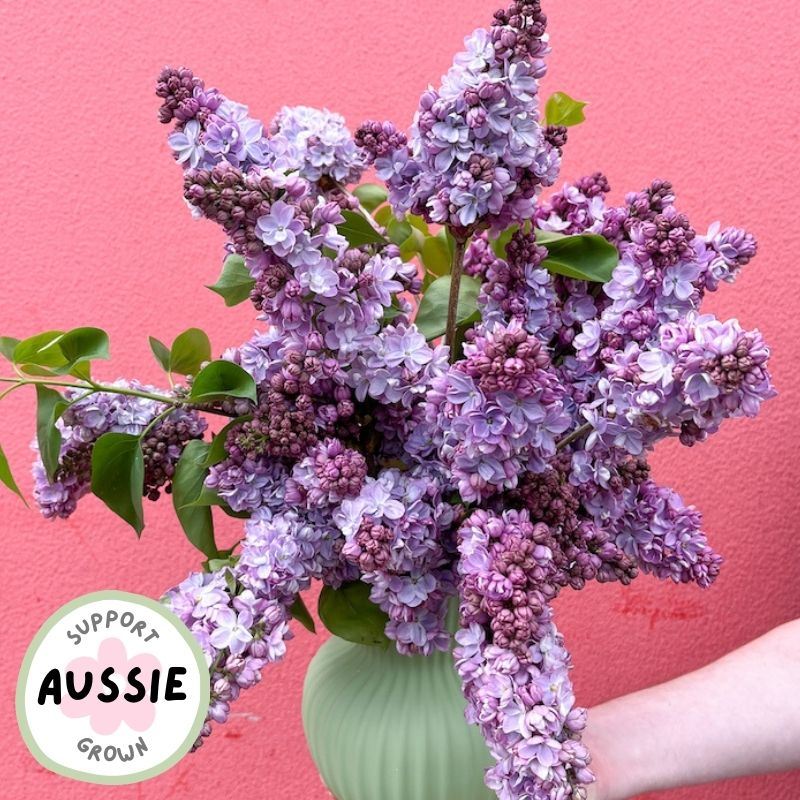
445,236,468,363
138,405,178,441
0,381,25,403
0,377,235,417
555,421,593,450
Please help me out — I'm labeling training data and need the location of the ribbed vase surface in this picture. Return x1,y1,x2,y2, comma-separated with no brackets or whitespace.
302,636,494,800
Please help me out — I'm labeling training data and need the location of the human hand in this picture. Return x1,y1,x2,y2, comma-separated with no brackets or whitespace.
577,619,800,800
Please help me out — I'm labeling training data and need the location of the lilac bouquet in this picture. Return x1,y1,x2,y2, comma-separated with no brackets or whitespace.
0,2,774,797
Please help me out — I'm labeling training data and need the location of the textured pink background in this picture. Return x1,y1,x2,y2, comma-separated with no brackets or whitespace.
1,1,798,798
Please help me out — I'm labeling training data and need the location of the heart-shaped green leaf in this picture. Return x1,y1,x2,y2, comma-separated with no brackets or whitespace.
91,432,145,535
415,274,481,341
421,232,452,276
170,328,211,376
36,385,67,481
172,439,220,558
13,331,68,374
545,91,588,127
13,328,109,378
353,183,388,213
58,328,110,373
540,233,618,283
318,582,390,647
206,255,256,307
0,444,27,506
189,360,257,404
338,210,387,248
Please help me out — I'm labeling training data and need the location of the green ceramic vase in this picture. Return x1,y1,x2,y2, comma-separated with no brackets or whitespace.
302,635,494,800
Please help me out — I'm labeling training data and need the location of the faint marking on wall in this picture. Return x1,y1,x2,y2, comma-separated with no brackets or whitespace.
614,589,705,630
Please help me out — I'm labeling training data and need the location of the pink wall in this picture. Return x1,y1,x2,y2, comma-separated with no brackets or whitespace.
1,0,798,797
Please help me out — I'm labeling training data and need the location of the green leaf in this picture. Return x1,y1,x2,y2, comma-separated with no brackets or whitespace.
407,214,430,235
534,229,567,246
545,91,588,127
387,217,413,246
149,336,172,372
490,225,519,259
373,206,394,227
206,255,256,307
35,385,66,481
172,439,220,558
58,328,110,373
206,416,250,467
318,582,390,647
540,233,618,283
0,337,20,361
353,183,388,213
421,233,452,276
415,274,482,340
91,432,145,535
338,210,387,248
170,328,211,376
13,328,109,378
189,360,257,404
13,330,67,374
0,444,27,506
289,595,317,634
399,228,425,262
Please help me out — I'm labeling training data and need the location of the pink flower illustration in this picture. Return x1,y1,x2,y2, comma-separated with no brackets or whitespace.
61,637,161,735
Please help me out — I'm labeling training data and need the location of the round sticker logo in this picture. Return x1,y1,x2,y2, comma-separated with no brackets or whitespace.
16,590,209,784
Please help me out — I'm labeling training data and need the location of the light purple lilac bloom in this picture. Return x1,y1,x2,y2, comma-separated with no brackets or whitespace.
269,105,365,185
334,464,458,655
32,381,206,518
150,10,775,796
356,0,560,236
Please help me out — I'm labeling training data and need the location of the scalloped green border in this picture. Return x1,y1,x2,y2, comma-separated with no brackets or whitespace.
16,589,210,785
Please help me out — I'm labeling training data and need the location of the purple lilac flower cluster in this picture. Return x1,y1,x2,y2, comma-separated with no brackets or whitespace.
165,502,365,746
531,175,776,456
269,105,365,185
169,144,418,352
412,319,571,502
157,67,268,172
33,382,206,518
357,0,561,235
165,570,291,744
456,614,592,799
157,68,462,658
334,464,460,654
163,522,288,742
115,5,777,798
452,505,586,795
